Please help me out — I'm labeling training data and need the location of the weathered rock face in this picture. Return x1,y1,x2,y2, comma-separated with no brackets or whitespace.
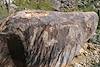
0,10,98,67
51,0,77,11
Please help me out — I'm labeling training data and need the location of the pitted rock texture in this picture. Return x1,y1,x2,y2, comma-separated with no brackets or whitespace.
0,10,98,67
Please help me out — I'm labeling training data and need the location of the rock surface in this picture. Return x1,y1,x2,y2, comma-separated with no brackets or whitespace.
0,10,98,67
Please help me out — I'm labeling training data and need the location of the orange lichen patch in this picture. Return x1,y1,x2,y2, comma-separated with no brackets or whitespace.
13,10,49,19
25,10,49,19
24,13,32,19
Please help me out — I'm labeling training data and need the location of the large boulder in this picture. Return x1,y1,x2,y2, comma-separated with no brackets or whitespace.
0,10,98,67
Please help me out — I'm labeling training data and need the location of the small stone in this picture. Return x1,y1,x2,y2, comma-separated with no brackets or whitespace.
74,63,82,67
79,48,85,53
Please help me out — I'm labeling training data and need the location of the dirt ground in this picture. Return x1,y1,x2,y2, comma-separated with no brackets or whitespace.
68,43,100,67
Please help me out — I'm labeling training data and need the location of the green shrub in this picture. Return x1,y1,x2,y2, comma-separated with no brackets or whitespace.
14,0,53,10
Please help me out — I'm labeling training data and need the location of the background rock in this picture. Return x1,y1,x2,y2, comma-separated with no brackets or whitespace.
51,0,77,11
